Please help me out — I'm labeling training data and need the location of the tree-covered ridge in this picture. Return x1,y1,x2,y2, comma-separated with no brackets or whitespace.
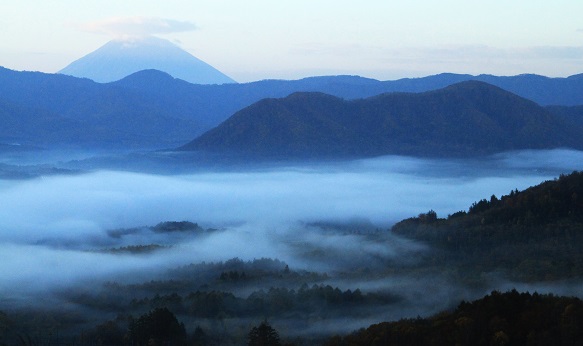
0,256,399,345
326,290,583,346
392,171,583,281
151,221,203,233
122,284,398,320
61,256,395,321
106,220,208,240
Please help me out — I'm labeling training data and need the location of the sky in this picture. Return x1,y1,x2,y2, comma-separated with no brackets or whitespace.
0,0,582,82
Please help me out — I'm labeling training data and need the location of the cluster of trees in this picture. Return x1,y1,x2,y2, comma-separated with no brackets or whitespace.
326,290,583,345
391,171,583,281
0,306,285,346
89,258,329,304
106,221,207,242
151,221,203,233
248,321,281,346
125,284,399,319
169,257,293,282
128,307,187,346
26,257,398,344
219,270,249,282
101,244,169,254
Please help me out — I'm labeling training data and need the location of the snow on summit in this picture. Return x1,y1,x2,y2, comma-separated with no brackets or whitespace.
59,36,235,85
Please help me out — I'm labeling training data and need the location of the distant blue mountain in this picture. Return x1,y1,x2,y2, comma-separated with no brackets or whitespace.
0,66,582,151
59,36,235,85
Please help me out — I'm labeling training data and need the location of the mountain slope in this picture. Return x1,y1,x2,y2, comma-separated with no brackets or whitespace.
329,290,583,346
59,36,235,84
546,105,583,127
0,98,81,143
391,171,583,281
181,81,583,158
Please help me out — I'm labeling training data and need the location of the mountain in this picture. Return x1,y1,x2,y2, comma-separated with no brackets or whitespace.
59,36,235,84
0,67,198,148
2,66,583,150
395,72,583,106
180,81,583,158
111,70,583,135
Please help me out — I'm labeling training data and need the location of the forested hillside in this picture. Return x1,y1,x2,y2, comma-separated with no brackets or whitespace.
183,81,583,158
392,171,583,281
326,290,583,346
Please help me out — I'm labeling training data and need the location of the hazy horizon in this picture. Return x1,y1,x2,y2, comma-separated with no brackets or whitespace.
1,1,582,82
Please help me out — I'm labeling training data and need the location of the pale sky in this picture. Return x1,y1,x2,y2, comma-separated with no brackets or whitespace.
1,0,582,82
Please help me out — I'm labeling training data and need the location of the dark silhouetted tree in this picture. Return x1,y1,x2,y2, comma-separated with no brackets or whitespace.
248,321,281,346
92,320,125,346
128,307,186,346
191,326,207,346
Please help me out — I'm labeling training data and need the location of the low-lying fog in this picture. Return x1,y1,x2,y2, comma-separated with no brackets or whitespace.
1,149,583,316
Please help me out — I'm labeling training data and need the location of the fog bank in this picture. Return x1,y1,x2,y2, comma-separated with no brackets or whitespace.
1,149,582,306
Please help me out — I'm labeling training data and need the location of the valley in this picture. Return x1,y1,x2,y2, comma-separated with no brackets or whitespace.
3,2,583,344
0,150,582,344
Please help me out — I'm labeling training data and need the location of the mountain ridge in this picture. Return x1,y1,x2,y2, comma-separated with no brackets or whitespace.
1,66,583,150
180,81,583,158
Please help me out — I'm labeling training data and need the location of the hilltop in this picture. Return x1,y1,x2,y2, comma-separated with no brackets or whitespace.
181,81,583,158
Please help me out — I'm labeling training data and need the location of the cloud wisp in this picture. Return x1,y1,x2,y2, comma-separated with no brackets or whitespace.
77,16,197,39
